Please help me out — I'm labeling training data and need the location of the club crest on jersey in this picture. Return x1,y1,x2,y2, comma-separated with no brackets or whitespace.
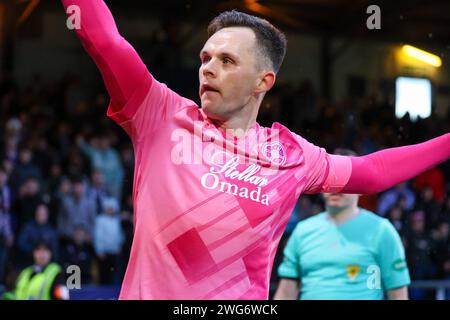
261,142,287,166
346,264,361,281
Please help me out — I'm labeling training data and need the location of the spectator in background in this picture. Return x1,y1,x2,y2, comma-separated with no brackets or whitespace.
49,176,71,224
406,210,437,299
415,186,442,231
77,134,124,201
0,212,13,286
4,118,23,142
30,136,55,182
387,206,407,236
0,166,14,286
65,145,91,179
61,225,95,284
53,122,72,161
378,182,416,216
1,118,22,164
0,166,13,217
0,216,14,288
1,135,20,166
430,219,450,299
45,162,65,199
431,220,450,279
17,204,59,267
12,176,44,233
86,170,110,215
94,197,124,285
64,74,88,118
3,241,69,300
57,176,96,244
444,258,450,299
439,195,450,224
9,146,43,195
414,167,446,203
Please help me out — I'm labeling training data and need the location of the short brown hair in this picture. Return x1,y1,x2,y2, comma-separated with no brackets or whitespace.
207,10,287,73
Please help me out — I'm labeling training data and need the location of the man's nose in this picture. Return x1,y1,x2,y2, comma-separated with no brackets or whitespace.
202,59,217,78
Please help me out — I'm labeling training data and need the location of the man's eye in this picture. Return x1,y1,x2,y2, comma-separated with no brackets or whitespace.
223,58,233,64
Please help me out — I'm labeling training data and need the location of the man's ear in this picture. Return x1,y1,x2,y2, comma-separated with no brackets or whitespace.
255,71,276,94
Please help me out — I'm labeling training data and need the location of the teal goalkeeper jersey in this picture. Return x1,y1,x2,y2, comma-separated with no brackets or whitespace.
278,208,410,300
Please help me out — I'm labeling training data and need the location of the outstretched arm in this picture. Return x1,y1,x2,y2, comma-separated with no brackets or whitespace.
341,133,450,194
61,0,151,112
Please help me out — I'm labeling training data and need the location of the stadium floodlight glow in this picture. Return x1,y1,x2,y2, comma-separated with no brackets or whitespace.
395,77,432,122
244,0,268,15
402,45,442,67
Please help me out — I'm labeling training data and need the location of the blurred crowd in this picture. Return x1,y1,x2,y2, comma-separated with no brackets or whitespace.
0,72,134,293
0,68,449,299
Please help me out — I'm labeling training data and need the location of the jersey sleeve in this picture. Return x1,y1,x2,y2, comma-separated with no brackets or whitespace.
62,0,151,112
342,133,450,194
62,1,197,143
107,76,197,143
277,228,301,280
293,134,352,194
375,220,411,291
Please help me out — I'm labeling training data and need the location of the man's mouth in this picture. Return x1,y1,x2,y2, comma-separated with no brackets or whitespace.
200,84,220,96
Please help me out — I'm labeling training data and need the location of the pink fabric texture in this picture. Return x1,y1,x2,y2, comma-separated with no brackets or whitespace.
62,0,151,112
343,134,450,194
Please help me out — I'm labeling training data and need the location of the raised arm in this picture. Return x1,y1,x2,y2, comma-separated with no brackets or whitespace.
61,0,151,112
342,133,450,194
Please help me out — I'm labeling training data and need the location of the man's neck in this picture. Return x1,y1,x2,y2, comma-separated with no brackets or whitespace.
205,96,262,136
327,206,360,225
210,116,258,137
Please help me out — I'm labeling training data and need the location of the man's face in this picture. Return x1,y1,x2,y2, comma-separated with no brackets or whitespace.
412,218,425,233
27,179,40,195
99,137,110,150
33,247,52,267
0,171,7,185
105,206,115,216
438,222,449,238
20,149,32,164
35,205,49,225
199,27,263,121
73,228,86,245
73,182,84,197
323,193,358,210
50,164,61,177
92,171,104,186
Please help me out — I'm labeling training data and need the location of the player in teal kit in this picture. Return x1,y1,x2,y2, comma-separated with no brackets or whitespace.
274,150,410,300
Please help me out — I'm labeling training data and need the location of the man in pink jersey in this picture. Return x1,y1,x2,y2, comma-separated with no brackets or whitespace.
61,0,450,299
